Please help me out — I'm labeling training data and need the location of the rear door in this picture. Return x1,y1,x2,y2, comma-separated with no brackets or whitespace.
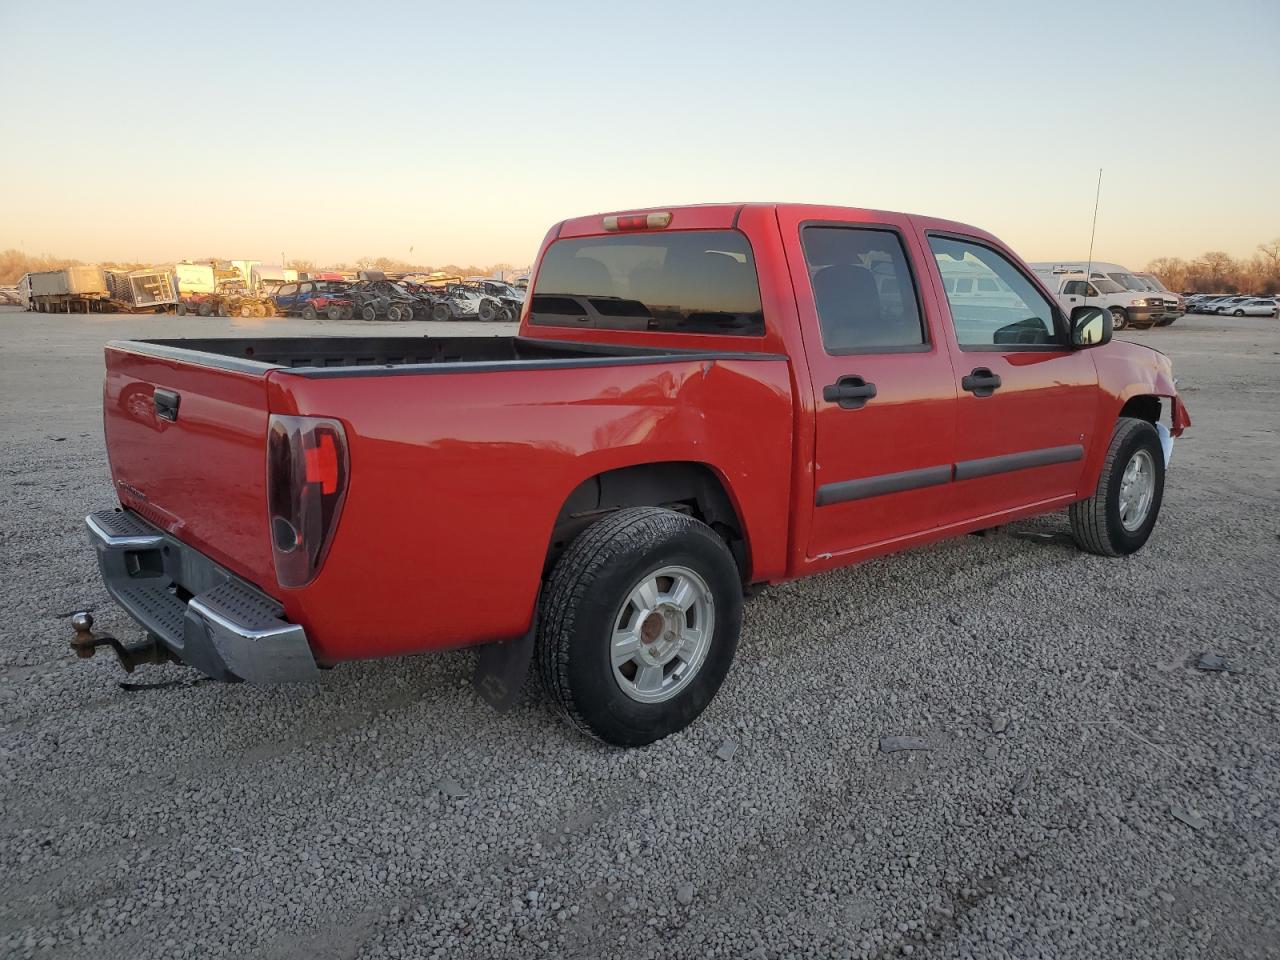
919,229,1098,523
776,208,959,560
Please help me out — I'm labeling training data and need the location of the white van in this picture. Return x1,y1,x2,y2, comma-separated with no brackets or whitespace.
1028,262,1165,330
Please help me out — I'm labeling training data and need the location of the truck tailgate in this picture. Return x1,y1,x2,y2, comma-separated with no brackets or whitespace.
103,345,278,594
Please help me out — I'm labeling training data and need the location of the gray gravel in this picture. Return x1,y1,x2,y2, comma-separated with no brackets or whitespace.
1,307,1278,959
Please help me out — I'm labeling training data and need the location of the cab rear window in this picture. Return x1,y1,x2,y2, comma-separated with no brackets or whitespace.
529,230,764,336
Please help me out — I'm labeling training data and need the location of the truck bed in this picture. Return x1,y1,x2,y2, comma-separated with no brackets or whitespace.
116,336,773,376
100,333,795,663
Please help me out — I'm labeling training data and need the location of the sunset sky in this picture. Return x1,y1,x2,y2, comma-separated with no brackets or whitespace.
2,0,1277,270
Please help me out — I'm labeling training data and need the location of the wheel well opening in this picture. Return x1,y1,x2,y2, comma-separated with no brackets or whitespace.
546,463,748,579
1119,395,1161,424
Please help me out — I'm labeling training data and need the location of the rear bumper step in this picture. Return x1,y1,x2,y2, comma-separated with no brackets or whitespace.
86,509,321,683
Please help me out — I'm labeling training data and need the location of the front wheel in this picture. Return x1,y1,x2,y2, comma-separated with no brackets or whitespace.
361,305,377,321
326,304,344,322
1069,417,1165,557
478,300,497,322
536,506,742,747
1109,307,1128,330
432,303,452,322
1233,309,1244,316
301,304,317,321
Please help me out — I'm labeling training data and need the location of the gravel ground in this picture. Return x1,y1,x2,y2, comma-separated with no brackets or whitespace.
1,307,1277,959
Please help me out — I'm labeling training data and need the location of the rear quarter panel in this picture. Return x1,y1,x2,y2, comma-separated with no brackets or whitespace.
266,357,794,664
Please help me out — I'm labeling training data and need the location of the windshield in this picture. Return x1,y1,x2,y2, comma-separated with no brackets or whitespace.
530,229,764,336
1140,274,1170,292
1107,272,1147,292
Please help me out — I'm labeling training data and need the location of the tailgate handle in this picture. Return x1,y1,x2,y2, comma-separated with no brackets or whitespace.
154,389,180,422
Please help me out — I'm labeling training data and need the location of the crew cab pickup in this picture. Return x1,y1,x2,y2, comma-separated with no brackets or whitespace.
83,203,1190,746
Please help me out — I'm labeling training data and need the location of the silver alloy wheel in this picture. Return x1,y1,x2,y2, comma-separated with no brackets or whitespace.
610,565,715,704
1118,448,1156,532
1110,307,1128,330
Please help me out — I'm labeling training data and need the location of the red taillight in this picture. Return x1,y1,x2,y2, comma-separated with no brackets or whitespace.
304,432,339,494
602,211,672,232
267,415,349,588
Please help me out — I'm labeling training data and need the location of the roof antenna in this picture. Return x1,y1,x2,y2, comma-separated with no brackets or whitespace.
1085,168,1103,290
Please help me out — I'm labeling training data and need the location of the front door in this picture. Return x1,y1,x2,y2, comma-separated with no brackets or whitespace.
777,209,959,560
920,231,1099,523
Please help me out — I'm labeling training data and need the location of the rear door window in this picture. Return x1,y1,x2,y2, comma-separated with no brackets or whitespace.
529,230,763,336
800,226,925,352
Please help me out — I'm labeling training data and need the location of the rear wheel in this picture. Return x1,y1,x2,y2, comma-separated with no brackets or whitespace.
479,300,497,322
1069,417,1165,557
432,303,452,322
176,302,188,317
386,305,403,322
536,506,742,747
326,304,344,322
302,304,317,321
198,301,212,318
361,305,377,321
251,302,266,318
1233,309,1244,316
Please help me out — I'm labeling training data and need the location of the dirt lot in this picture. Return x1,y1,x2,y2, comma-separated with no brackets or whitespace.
1,307,1277,959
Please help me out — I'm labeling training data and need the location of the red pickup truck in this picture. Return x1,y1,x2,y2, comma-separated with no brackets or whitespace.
82,203,1190,746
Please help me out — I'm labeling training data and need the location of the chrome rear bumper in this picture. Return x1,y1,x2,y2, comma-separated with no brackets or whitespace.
86,509,321,683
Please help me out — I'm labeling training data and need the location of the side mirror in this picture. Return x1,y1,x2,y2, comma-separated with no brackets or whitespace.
1070,306,1111,347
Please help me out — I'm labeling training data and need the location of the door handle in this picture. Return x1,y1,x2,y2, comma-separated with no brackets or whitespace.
154,388,180,421
823,375,877,409
961,368,1002,398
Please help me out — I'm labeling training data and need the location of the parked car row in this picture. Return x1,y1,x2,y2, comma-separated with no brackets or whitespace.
265,274,526,322
1185,294,1278,317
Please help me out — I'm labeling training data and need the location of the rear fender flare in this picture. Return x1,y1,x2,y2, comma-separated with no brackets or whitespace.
545,460,752,581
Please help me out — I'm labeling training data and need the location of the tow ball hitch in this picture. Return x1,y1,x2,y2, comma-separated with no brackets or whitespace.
69,612,177,673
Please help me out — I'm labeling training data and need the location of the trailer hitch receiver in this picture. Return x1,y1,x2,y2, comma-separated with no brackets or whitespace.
69,612,177,673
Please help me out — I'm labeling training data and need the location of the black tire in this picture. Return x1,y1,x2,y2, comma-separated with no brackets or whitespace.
302,303,317,321
478,300,497,322
1109,307,1128,331
1069,417,1165,557
176,302,188,317
326,304,344,322
1233,309,1244,316
432,303,452,322
198,301,212,318
360,305,377,321
537,506,742,747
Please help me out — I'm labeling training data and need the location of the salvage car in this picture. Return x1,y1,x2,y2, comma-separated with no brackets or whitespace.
271,280,354,322
77,203,1190,746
